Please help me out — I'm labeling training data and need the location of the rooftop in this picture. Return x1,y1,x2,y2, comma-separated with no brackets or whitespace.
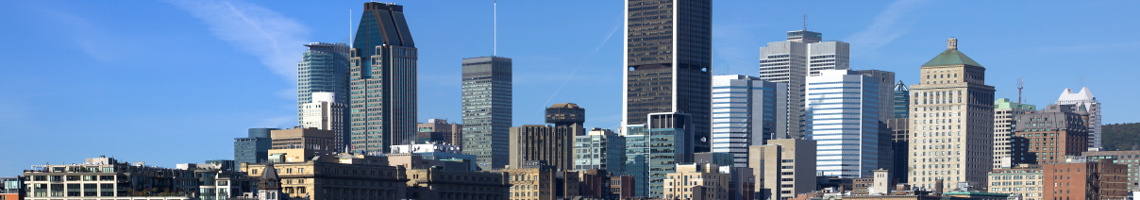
921,38,983,68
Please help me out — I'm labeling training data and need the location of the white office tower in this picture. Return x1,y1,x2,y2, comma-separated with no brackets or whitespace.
301,92,349,151
992,98,1035,168
1055,87,1102,151
711,75,788,168
759,30,850,139
805,69,880,178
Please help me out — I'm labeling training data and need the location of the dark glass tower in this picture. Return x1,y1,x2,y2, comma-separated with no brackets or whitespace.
545,103,584,128
893,80,910,118
349,2,417,154
461,56,512,170
623,0,712,153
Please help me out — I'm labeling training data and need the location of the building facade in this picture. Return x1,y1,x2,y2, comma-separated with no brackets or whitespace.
0,177,22,200
894,81,910,119
750,139,817,200
573,128,626,172
711,75,788,167
349,2,418,155
1081,150,1140,191
268,128,338,163
805,69,882,178
908,38,996,190
243,153,408,200
235,128,276,169
404,167,511,200
1012,104,1089,165
885,119,910,184
300,92,349,151
417,119,463,147
1055,87,1101,150
22,156,199,200
758,29,851,139
624,112,694,198
663,163,730,200
857,70,896,122
623,0,713,153
495,162,560,200
297,42,350,125
462,56,513,169
993,98,1036,168
509,104,585,170
1042,159,1128,200
987,164,1043,200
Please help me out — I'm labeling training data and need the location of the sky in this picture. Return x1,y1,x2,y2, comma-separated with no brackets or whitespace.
1,0,1139,174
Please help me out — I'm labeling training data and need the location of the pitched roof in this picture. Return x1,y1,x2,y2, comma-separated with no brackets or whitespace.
548,103,581,109
921,49,983,67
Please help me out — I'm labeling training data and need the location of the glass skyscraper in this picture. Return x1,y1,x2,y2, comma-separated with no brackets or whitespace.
623,0,712,153
234,128,276,169
461,56,512,169
624,112,693,198
297,42,350,124
893,80,910,119
349,2,417,154
710,75,787,167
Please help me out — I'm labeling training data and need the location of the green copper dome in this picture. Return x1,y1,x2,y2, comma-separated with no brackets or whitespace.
922,37,983,67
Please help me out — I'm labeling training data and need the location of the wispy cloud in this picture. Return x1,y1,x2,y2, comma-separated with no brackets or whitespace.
844,0,927,56
543,22,622,106
168,0,309,83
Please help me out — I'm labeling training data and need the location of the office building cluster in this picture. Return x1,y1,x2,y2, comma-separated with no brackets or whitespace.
3,1,1131,200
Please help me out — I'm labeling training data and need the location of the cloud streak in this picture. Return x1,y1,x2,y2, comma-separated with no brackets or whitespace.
168,0,309,83
844,0,927,56
543,23,622,106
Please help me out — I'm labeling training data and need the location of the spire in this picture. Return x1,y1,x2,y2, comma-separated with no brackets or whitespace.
948,37,958,50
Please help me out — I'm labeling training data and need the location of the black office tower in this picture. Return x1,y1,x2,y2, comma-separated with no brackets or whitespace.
623,0,712,152
349,2,417,154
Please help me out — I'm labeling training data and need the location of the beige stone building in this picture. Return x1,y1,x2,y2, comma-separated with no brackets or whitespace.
268,128,337,163
908,38,996,191
662,163,730,200
417,119,463,147
242,153,407,200
749,139,816,200
300,92,349,152
494,163,560,200
404,167,511,200
987,164,1043,200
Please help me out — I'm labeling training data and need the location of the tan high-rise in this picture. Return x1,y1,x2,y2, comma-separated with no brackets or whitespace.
662,163,730,200
750,139,816,200
908,38,995,191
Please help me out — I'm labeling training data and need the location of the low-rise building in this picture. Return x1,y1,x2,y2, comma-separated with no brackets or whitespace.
577,169,614,200
404,166,511,200
1,176,24,200
1081,150,1140,191
609,175,635,199
495,161,560,200
663,163,729,200
22,156,198,200
1043,159,1128,200
987,164,1043,200
176,162,257,200
719,166,755,200
242,153,408,200
390,142,477,171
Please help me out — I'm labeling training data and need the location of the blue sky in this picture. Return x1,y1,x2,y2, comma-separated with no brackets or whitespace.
2,0,1138,173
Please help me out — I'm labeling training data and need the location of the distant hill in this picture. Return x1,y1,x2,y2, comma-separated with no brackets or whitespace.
1102,122,1140,151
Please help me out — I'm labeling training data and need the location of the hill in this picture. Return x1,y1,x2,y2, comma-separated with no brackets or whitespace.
1102,122,1140,151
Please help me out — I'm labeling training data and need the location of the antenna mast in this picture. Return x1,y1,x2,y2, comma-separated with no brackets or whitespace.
803,14,807,30
1017,77,1024,103
494,0,497,56
349,9,353,48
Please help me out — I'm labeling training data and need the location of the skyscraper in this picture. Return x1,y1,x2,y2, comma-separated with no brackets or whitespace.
750,139,817,200
1055,87,1101,151
992,98,1036,168
461,56,512,169
624,112,694,198
758,29,851,139
893,81,911,119
297,42,350,124
805,69,881,178
573,128,626,171
349,2,417,154
234,128,276,169
908,38,995,190
508,103,585,170
857,70,895,121
711,75,788,167
300,92,348,151
623,0,712,153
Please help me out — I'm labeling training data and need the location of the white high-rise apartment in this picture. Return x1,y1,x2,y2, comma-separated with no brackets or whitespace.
759,30,850,139
711,75,788,168
301,92,348,151
1055,87,1101,151
805,69,881,178
992,98,1035,168
909,38,995,191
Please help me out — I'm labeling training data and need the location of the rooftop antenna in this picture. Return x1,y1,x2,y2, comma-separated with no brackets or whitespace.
349,9,353,48
1017,77,1024,103
494,0,497,56
803,14,807,31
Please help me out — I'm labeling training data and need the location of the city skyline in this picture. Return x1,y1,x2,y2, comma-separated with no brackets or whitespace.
2,0,1140,175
